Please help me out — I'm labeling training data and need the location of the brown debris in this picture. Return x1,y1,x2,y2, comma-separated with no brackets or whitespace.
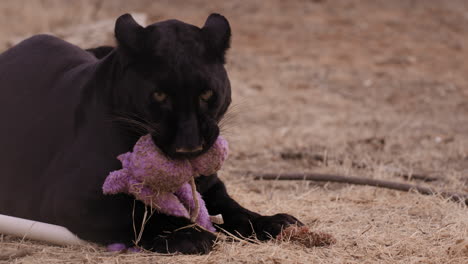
277,226,336,248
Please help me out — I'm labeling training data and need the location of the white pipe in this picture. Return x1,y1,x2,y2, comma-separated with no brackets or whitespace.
0,214,86,246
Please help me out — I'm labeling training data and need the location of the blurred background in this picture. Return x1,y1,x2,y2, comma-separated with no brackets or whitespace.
0,1,467,263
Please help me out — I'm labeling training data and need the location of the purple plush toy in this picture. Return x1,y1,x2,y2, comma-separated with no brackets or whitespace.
102,134,229,233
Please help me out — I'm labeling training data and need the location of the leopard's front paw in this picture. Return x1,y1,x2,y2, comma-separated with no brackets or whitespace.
145,226,216,254
253,213,303,240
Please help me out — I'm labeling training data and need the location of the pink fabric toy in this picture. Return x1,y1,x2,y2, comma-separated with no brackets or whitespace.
102,134,229,232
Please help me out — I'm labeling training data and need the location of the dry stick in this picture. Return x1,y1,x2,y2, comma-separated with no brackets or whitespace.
252,172,468,205
304,153,440,182
189,177,200,223
174,177,218,236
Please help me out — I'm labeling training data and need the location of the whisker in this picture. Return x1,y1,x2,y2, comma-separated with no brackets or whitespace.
218,102,244,136
113,116,155,133
111,111,162,137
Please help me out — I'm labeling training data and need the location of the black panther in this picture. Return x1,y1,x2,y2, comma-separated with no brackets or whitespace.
0,13,301,254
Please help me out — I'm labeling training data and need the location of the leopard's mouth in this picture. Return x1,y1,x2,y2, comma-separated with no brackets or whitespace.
151,134,207,160
171,143,206,159
171,150,205,160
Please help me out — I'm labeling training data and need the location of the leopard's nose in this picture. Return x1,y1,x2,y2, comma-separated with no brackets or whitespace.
175,145,203,153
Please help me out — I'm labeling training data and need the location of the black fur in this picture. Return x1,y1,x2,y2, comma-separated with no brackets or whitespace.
86,46,114,59
0,14,301,254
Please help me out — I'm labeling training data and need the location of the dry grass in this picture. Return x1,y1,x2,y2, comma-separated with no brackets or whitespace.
1,0,468,263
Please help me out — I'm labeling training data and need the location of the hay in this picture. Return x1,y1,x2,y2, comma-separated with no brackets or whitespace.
276,226,336,248
0,0,468,263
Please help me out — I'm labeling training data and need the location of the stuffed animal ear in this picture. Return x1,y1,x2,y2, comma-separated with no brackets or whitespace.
115,13,144,54
201,13,231,63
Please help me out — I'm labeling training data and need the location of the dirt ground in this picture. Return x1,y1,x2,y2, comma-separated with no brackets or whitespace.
1,0,467,263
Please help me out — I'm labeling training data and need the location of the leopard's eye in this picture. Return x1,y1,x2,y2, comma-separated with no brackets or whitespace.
153,92,167,102
200,90,213,102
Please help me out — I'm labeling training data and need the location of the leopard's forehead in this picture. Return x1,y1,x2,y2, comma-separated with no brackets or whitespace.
115,13,230,67
138,22,228,96
145,20,206,63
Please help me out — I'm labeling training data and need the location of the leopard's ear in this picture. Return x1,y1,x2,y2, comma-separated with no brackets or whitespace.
201,13,231,63
115,13,145,54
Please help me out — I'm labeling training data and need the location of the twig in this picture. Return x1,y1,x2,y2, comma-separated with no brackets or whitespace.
281,152,441,182
252,172,468,205
189,177,200,223
132,201,156,247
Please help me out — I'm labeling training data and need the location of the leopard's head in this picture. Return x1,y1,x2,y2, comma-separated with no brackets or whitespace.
112,13,231,159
